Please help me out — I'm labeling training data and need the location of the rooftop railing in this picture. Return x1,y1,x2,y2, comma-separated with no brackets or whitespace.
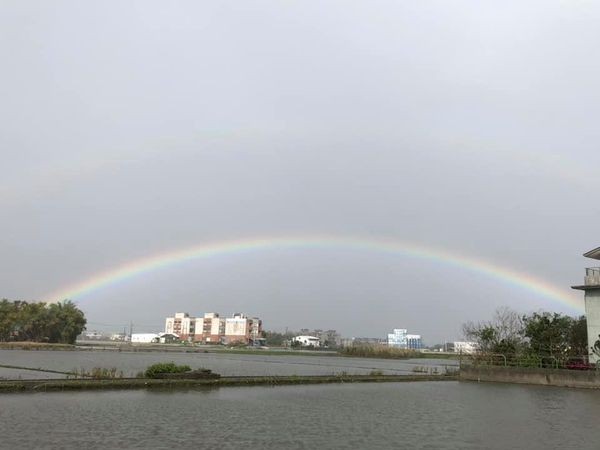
585,267,600,286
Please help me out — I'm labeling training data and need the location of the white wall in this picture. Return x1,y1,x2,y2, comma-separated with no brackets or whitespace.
586,290,600,363
225,318,248,336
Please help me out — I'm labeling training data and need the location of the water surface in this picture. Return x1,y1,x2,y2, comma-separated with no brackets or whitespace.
1,382,599,449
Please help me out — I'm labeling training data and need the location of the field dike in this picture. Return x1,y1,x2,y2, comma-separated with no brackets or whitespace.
0,374,457,393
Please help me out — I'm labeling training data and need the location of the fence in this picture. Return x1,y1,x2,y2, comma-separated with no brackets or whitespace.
459,353,598,371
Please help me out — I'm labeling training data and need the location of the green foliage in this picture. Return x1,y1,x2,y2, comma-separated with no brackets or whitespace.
0,299,86,344
517,354,543,368
463,307,588,362
144,362,192,378
523,312,573,357
569,316,588,356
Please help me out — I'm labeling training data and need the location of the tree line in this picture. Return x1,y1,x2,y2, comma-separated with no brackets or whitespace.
0,299,86,344
462,306,587,361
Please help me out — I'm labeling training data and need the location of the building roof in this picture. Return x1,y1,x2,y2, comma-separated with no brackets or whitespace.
584,247,600,260
572,284,600,291
158,332,179,338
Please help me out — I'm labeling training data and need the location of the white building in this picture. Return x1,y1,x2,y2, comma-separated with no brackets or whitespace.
225,314,249,339
202,312,226,343
572,246,600,363
164,312,196,340
131,333,160,343
293,335,321,347
225,313,262,344
157,332,179,344
387,329,423,349
110,333,127,341
164,311,262,344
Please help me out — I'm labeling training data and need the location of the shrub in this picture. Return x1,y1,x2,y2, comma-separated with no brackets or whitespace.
144,362,191,379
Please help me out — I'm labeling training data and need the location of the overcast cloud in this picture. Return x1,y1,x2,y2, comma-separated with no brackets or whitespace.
1,1,599,343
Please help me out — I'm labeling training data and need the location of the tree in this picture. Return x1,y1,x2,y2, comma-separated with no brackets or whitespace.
263,330,296,347
462,306,524,354
46,300,87,344
0,299,86,344
568,316,587,356
522,312,573,358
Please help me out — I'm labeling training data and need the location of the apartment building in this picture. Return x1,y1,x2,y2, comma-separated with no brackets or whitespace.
224,313,262,344
164,312,195,340
200,313,226,343
164,311,261,344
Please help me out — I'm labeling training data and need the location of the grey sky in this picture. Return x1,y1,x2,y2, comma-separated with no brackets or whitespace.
1,1,599,343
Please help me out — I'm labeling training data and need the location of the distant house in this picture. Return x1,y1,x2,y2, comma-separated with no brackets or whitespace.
157,332,179,344
131,333,160,343
110,333,127,341
84,331,103,340
293,335,320,347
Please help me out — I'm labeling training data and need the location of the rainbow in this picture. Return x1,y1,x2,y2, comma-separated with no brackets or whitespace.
45,234,583,311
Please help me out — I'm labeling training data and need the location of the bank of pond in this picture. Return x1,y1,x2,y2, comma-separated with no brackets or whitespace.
0,373,456,393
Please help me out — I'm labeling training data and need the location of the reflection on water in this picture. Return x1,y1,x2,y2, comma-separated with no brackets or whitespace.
1,382,599,449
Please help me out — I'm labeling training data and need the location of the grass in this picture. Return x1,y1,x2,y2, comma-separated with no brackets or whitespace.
338,345,458,360
69,367,124,379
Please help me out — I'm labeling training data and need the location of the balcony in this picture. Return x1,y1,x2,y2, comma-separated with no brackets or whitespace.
585,267,600,286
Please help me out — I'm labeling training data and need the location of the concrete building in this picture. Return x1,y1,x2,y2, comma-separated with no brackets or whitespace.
387,329,423,349
572,246,600,363
224,313,262,345
200,313,226,343
406,334,423,350
164,312,195,341
164,311,261,344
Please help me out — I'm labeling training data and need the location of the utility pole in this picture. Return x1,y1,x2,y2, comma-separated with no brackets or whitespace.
129,321,133,342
